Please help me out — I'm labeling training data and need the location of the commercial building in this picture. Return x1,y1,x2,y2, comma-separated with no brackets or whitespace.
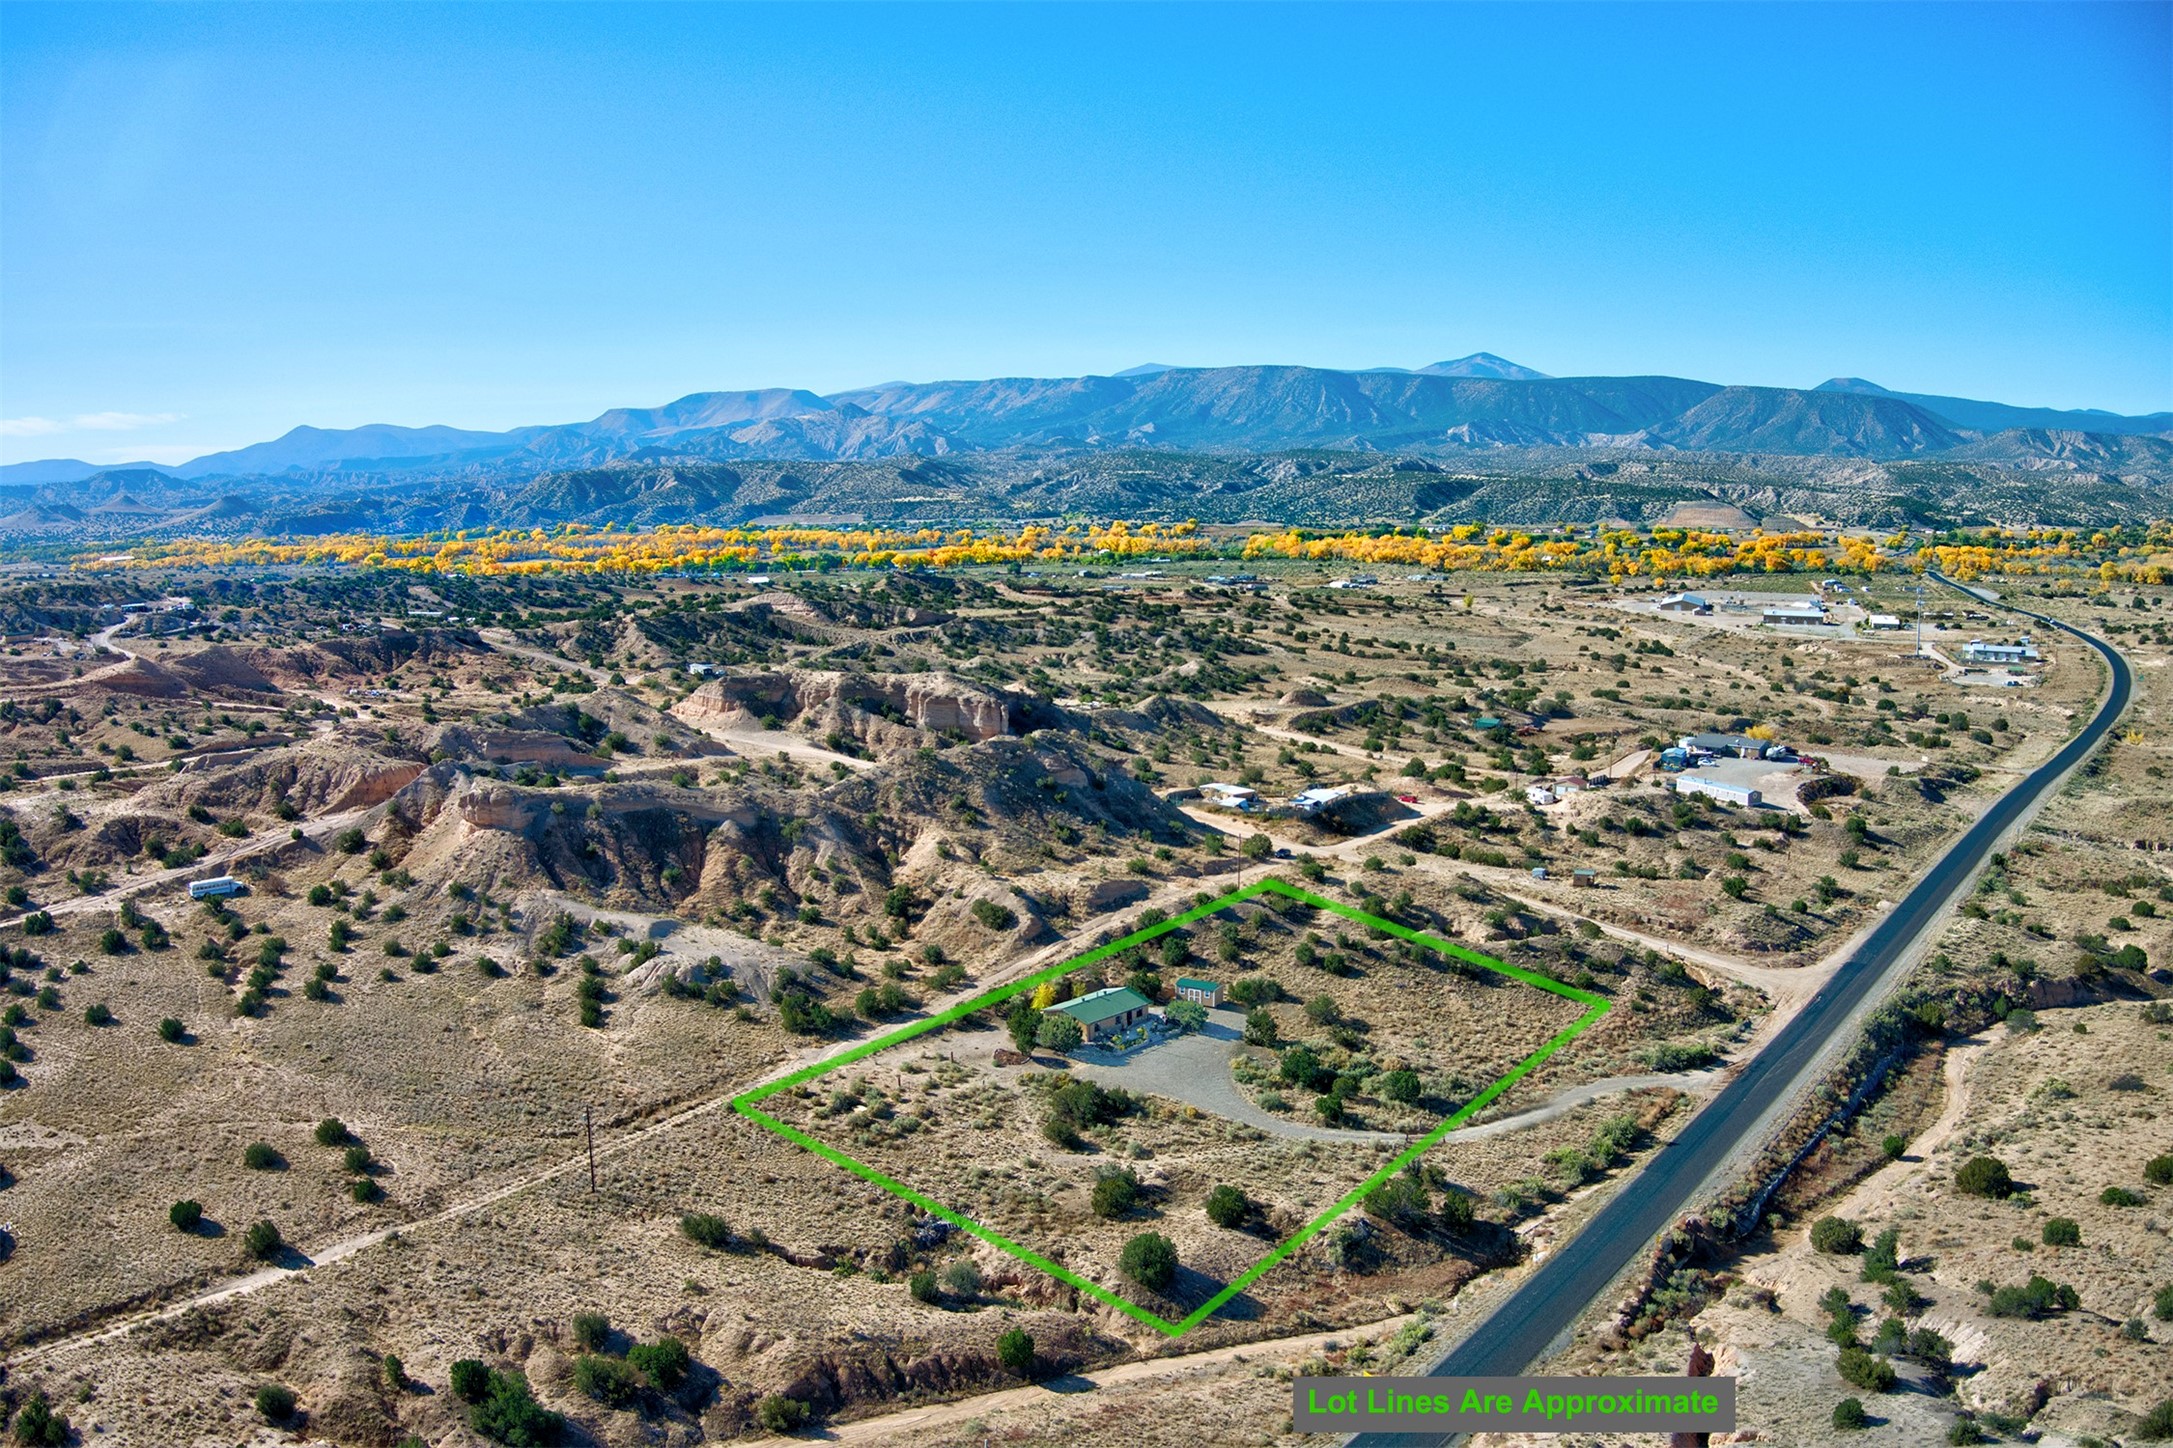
1045,986,1154,1042
1960,638,2040,665
1656,592,1712,614
1673,775,1761,808
1762,604,1830,626
1866,614,1903,630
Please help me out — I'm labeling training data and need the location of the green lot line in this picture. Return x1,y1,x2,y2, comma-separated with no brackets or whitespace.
731,876,1610,1338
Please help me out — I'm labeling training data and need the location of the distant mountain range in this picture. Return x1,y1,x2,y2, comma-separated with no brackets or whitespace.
6,354,2167,491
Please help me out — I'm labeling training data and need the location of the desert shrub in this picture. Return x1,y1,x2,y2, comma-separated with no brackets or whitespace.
1229,975,1276,1007
1035,1012,1083,1052
1119,1232,1177,1291
1242,1007,1278,1045
343,1143,373,1173
1832,1397,1869,1430
1205,1184,1249,1228
1166,998,1207,1032
158,1016,184,1042
681,1212,731,1250
470,1369,563,1445
168,1199,203,1232
2042,1217,2081,1247
242,1141,284,1170
1861,1227,1901,1283
450,1359,491,1403
335,827,365,853
776,990,833,1035
1437,1187,1478,1235
997,1327,1035,1377
11,1395,69,1446
970,899,1017,931
942,1260,983,1297
907,1268,940,1303
1987,1274,2078,1318
2146,1153,2173,1186
1004,999,1039,1052
1905,1326,1953,1369
1642,1042,1716,1072
1092,1168,1141,1219
243,1219,283,1259
2138,1398,2173,1440
2111,1072,2147,1092
1811,1216,1863,1254
1364,1172,1428,1225
1947,1417,1987,1445
1835,1347,1896,1393
254,1384,296,1422
573,1353,639,1407
1955,1155,2014,1199
1279,1044,1330,1090
627,1336,690,1391
82,1001,111,1026
754,1396,809,1433
1381,1068,1422,1103
381,1353,407,1390
571,1312,610,1352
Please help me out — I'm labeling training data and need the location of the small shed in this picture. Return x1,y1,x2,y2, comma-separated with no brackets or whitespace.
1173,976,1225,1007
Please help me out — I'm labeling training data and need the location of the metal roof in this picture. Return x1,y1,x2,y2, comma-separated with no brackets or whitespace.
1046,985,1153,1023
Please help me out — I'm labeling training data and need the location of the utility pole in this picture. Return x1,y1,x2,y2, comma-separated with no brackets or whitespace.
585,1104,597,1194
1913,582,1929,661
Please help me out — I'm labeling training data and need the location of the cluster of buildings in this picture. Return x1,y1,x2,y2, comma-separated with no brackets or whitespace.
1044,976,1229,1044
1191,782,1362,820
1525,775,1594,807
1654,591,1836,627
1670,731,1795,764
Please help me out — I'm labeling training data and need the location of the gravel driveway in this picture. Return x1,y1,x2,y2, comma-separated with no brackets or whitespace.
1068,1018,1415,1144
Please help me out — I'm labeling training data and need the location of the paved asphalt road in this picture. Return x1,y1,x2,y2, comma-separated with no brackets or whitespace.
1348,577,2131,1448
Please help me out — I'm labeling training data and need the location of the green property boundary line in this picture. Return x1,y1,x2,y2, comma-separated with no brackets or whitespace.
729,876,1609,1339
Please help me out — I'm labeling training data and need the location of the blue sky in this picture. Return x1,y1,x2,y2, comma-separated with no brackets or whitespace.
2,2,2167,465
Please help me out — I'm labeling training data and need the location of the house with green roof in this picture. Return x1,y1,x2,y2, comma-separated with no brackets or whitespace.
1173,976,1225,1007
1045,985,1153,1041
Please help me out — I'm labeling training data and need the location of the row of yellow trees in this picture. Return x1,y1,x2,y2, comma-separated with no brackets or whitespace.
72,519,2173,582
